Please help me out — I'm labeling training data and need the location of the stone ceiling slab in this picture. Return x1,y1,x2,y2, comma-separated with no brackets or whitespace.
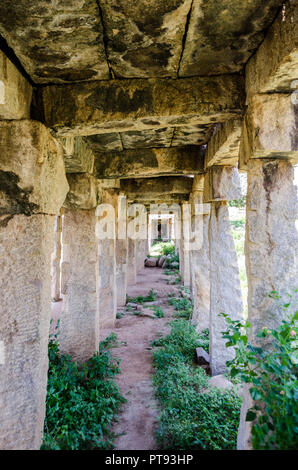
100,0,192,78
94,146,205,178
179,0,282,77
39,75,244,136
0,0,109,84
121,128,174,149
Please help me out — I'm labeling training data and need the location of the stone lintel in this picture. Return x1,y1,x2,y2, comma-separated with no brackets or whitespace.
59,136,95,174
39,75,245,136
121,176,193,196
205,119,242,169
0,120,69,220
203,166,242,203
0,50,32,120
94,146,205,179
239,94,298,170
246,1,298,97
64,173,98,210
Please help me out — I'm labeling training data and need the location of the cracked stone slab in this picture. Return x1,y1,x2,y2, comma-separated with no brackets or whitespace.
246,0,298,96
94,147,204,178
179,0,282,77
39,75,244,136
0,0,109,83
59,136,95,173
100,0,193,78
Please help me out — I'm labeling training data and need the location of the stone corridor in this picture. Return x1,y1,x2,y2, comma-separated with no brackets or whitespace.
0,0,297,451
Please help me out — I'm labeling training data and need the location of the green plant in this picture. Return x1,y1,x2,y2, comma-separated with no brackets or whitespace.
116,312,124,319
152,319,241,449
126,288,157,304
197,328,210,354
168,296,193,320
42,333,126,450
220,292,298,450
153,306,165,318
228,196,246,208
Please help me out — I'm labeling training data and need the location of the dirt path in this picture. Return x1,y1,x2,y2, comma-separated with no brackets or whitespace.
100,267,180,450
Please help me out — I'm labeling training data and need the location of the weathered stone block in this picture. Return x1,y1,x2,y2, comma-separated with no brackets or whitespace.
246,1,298,96
205,119,242,169
0,120,69,220
64,173,98,210
203,166,242,202
239,95,298,169
60,136,95,174
39,75,244,136
0,51,32,119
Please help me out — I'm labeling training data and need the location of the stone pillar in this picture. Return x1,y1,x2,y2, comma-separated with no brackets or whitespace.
116,196,128,307
209,202,243,375
180,203,191,286
98,232,117,328
203,166,243,376
189,178,211,331
237,158,298,449
96,188,118,328
0,120,68,449
127,237,137,285
60,208,99,362
50,213,62,301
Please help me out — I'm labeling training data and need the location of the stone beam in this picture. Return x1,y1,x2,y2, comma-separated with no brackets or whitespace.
37,75,245,136
94,146,205,179
59,136,95,174
205,119,242,169
121,176,193,202
246,1,298,97
0,51,32,120
203,166,242,203
128,195,190,205
239,94,298,169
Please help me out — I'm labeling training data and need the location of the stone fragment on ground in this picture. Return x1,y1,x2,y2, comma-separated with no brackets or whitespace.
208,374,243,396
196,347,210,366
158,255,166,267
145,258,158,267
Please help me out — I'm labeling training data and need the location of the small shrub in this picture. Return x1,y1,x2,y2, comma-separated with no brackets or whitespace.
152,319,241,449
220,291,298,450
126,288,157,304
42,333,126,450
153,306,165,318
168,296,193,320
197,328,210,354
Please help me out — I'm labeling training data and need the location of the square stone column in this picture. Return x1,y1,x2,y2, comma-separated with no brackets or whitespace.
116,195,128,307
189,187,211,332
180,203,191,286
237,158,298,450
60,208,99,362
209,202,243,376
0,120,68,449
98,235,117,328
127,237,137,285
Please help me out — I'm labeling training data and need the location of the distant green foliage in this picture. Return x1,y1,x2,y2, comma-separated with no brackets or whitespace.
228,196,246,208
42,333,125,450
126,288,157,304
230,219,245,229
150,241,175,257
152,320,242,449
220,291,298,450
